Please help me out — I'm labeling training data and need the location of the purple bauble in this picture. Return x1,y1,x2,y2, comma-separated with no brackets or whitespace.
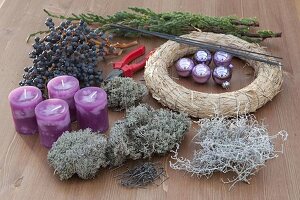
194,49,212,65
192,64,211,84
213,51,232,67
175,58,195,77
212,66,232,86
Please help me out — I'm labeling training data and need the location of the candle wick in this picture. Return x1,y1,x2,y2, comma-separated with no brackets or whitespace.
89,91,97,99
51,105,62,112
61,79,65,88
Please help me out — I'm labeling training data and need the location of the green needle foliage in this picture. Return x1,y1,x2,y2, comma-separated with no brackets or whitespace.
43,7,281,43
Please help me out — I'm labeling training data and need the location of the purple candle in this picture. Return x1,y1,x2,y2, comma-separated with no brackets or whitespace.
192,64,211,84
35,99,71,148
74,87,109,132
194,49,212,65
47,75,79,122
8,86,43,135
213,51,232,67
175,58,195,77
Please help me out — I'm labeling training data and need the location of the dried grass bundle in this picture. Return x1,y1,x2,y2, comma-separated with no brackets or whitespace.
170,115,288,189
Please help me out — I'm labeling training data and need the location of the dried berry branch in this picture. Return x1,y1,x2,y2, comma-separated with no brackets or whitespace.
169,115,288,190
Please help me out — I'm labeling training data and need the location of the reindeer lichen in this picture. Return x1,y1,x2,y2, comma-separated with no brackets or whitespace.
47,129,108,180
102,77,148,111
107,104,191,166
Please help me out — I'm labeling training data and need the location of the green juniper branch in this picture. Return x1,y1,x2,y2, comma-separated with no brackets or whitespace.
40,7,281,43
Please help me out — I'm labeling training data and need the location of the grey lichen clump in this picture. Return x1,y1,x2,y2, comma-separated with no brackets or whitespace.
102,77,148,111
170,115,288,190
48,129,108,180
107,104,191,166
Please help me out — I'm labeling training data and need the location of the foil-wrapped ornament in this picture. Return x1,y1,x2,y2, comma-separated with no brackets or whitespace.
192,64,211,84
175,58,195,77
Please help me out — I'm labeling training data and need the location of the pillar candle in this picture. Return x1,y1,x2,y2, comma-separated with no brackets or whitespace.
8,86,43,135
74,87,109,132
47,75,79,122
35,99,71,148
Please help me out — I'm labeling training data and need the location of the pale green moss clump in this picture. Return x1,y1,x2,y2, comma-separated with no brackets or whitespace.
48,129,108,180
102,77,148,111
47,104,191,180
107,104,191,166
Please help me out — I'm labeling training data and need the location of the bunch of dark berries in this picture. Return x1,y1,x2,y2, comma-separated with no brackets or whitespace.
20,18,116,95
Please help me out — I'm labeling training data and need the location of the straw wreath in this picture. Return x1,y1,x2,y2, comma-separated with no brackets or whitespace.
144,31,283,118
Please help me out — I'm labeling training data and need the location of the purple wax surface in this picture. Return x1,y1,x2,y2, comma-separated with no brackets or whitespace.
38,124,71,148
74,87,109,132
192,64,211,84
213,51,232,67
212,66,232,85
35,99,71,148
47,75,80,122
13,117,39,135
194,49,212,65
76,104,109,132
175,58,194,77
8,86,43,135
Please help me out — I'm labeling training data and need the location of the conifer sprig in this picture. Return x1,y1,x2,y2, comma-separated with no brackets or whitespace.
43,7,281,43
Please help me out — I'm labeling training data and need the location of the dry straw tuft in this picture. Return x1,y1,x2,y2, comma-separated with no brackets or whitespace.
144,31,283,118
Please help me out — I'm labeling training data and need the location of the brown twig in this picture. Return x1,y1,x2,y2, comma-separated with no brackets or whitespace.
111,41,138,48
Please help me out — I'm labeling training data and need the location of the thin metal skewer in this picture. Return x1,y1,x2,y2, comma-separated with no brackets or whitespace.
134,27,282,60
110,24,282,66
111,24,281,59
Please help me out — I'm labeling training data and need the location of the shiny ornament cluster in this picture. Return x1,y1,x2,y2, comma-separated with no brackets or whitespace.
175,50,234,88
20,18,116,96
